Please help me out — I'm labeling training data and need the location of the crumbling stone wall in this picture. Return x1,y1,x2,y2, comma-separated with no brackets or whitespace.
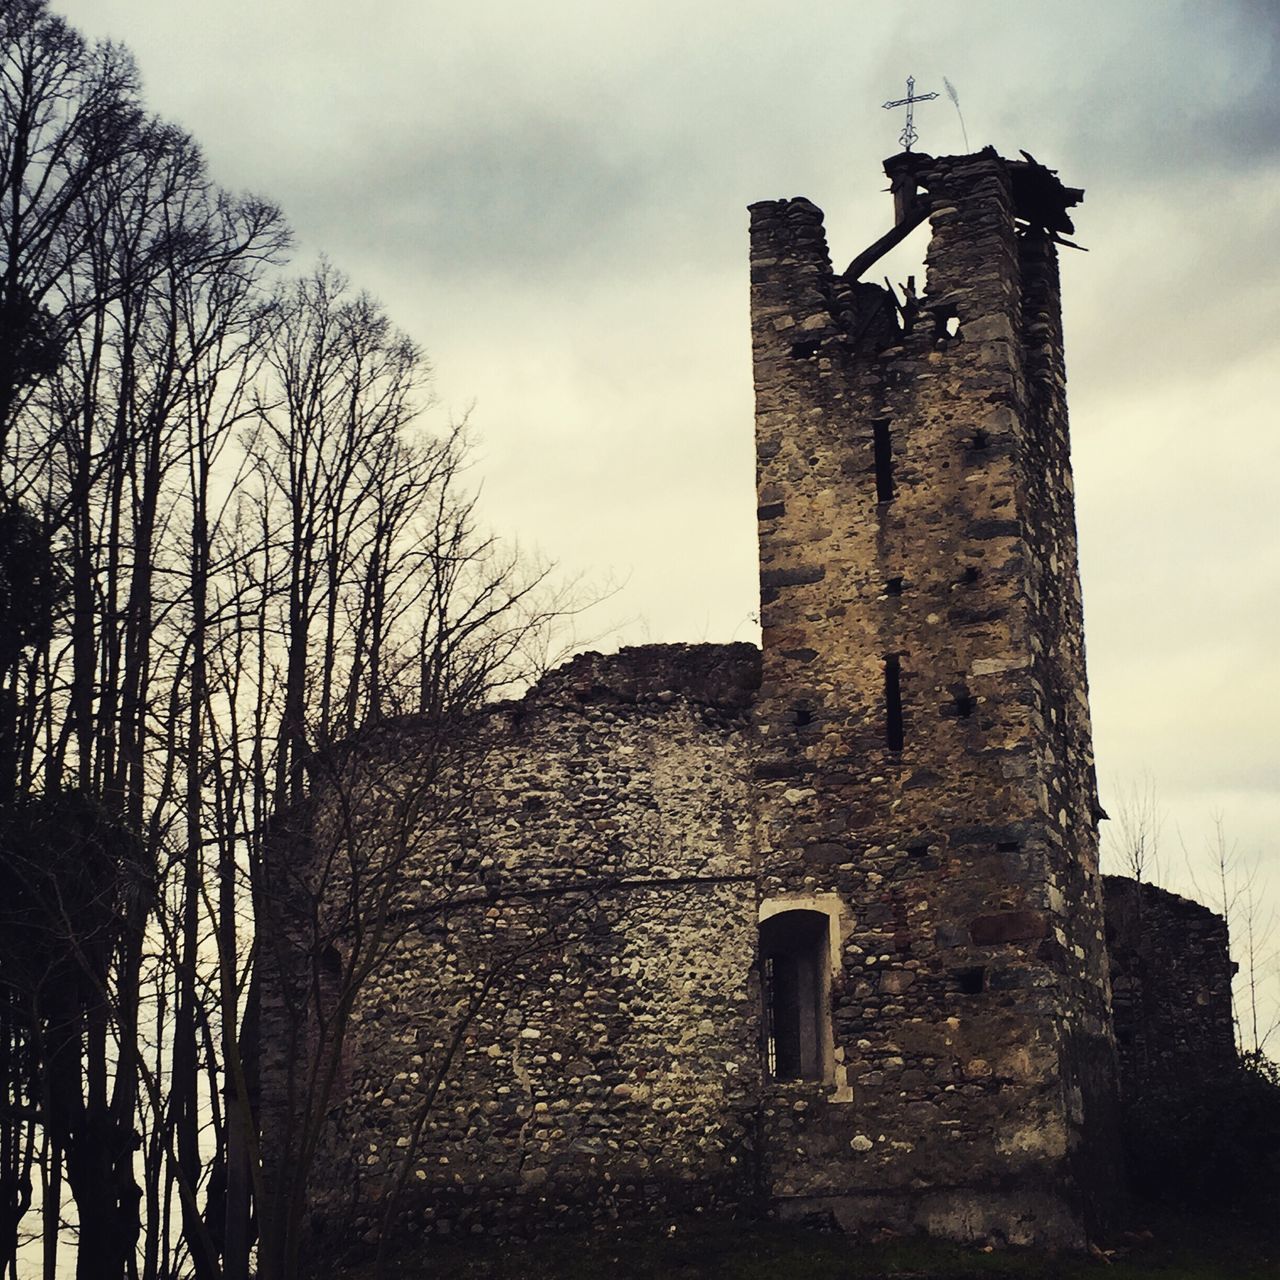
1104,876,1237,1100
262,149,1242,1259
747,149,1119,1246
274,644,766,1246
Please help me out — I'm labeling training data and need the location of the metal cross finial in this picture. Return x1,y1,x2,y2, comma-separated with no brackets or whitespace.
882,76,939,152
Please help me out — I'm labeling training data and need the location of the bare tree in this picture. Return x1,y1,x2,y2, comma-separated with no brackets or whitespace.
1103,772,1164,886
1188,816,1279,1059
0,0,142,460
158,260,571,1280
1,7,286,1275
0,504,65,1280
2,11,583,1280
0,792,154,1280
252,711,605,1280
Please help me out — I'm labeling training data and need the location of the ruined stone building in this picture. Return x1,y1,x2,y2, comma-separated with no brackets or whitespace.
262,148,1237,1253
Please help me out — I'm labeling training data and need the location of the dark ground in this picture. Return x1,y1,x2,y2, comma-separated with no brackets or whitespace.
339,1210,1279,1280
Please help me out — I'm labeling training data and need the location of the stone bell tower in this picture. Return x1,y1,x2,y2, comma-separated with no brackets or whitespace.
748,149,1122,1245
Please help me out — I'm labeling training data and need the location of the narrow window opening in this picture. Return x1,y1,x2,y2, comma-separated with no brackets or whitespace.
884,654,904,751
793,705,814,728
956,966,986,995
789,340,819,360
953,691,976,719
872,420,894,504
969,429,989,452
907,842,929,858
960,566,980,585
885,576,904,597
996,840,1021,853
760,910,830,1082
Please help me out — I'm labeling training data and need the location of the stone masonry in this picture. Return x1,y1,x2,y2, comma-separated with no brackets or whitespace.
1104,876,1237,1100
262,149,1236,1256
747,148,1121,1243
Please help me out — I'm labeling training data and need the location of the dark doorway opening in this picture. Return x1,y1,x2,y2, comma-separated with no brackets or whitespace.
760,910,830,1082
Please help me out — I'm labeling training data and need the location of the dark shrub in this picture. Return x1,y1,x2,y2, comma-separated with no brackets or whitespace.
1123,1051,1280,1210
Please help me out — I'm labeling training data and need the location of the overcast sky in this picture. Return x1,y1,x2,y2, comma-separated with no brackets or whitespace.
51,1,1280,957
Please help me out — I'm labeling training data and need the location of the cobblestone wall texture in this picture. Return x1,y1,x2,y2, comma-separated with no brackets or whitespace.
263,149,1235,1258
1103,876,1237,1100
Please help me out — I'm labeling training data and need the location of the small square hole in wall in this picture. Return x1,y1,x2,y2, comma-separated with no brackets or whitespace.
885,576,904,596
907,842,929,858
953,692,976,718
793,705,814,728
969,429,989,452
956,967,986,995
960,566,980,585
996,840,1021,853
932,306,961,343
790,340,819,360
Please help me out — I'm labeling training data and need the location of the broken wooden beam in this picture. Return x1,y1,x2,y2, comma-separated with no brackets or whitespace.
844,201,930,282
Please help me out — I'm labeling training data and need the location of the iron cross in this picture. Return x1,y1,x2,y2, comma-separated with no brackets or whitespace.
882,76,939,152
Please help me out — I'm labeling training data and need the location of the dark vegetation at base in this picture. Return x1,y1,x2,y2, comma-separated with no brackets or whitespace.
330,1209,1280,1280
1122,1052,1280,1213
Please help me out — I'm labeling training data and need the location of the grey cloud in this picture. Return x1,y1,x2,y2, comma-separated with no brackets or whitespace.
45,0,1280,944
303,114,654,279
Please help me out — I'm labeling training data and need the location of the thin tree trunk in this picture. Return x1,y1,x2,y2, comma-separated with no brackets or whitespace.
41,1135,59,1280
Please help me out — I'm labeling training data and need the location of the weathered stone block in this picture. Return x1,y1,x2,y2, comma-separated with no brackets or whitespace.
969,911,1048,944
